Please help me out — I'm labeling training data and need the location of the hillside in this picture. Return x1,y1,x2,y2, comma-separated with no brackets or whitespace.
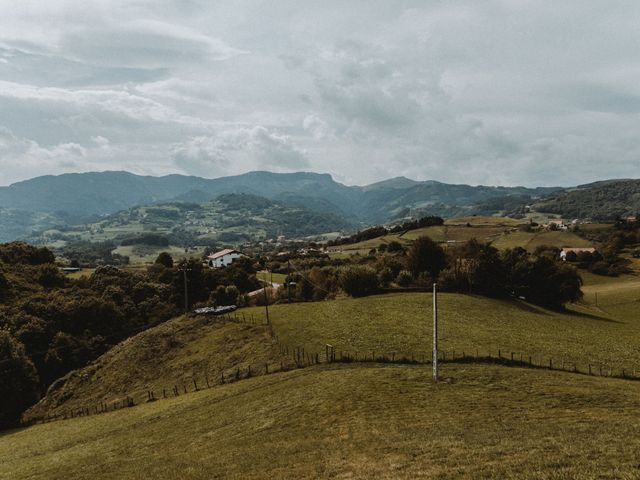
534,179,640,220
25,314,289,421
244,290,640,372
39,193,355,246
0,170,564,242
4,363,640,479
328,216,592,256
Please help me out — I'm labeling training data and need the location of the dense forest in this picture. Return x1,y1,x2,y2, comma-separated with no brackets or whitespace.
0,242,259,428
534,180,640,220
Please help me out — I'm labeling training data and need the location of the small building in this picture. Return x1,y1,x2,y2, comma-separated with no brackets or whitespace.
207,249,242,268
546,219,567,230
560,247,596,261
277,235,286,243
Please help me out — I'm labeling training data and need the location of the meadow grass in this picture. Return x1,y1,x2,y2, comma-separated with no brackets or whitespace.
112,245,205,264
247,289,640,371
329,220,593,257
3,363,640,480
257,270,288,284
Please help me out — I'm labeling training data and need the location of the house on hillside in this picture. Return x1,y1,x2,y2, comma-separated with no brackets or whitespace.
206,249,242,268
546,219,568,230
560,247,596,261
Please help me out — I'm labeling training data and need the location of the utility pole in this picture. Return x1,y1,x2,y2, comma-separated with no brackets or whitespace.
287,259,291,303
179,264,191,314
432,282,438,382
263,270,270,325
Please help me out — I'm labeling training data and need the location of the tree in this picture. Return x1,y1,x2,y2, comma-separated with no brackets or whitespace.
339,266,379,297
155,252,174,268
0,331,40,429
386,241,404,253
406,236,446,279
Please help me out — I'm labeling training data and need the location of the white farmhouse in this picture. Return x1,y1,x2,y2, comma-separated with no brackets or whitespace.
207,248,242,268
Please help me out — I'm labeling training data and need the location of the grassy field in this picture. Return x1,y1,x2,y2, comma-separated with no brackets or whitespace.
491,229,592,250
113,245,205,265
245,289,640,372
328,218,593,257
257,270,288,284
4,363,640,479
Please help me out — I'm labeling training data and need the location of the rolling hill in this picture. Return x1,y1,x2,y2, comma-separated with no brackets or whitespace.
5,363,640,479
41,193,355,246
533,179,640,220
5,270,640,478
0,170,564,242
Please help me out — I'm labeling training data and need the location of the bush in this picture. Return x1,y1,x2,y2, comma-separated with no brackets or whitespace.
406,236,446,279
339,266,379,297
0,331,40,429
386,241,404,253
396,270,413,287
36,264,66,288
155,252,174,268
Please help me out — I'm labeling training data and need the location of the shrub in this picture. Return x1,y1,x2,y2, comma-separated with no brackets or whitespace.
155,252,174,268
37,264,66,288
386,241,404,253
0,331,40,429
406,236,446,279
339,266,379,297
396,270,413,287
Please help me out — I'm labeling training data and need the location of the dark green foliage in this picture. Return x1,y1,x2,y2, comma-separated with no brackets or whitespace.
213,285,240,306
55,240,129,267
535,179,640,220
396,270,413,287
386,241,404,253
120,234,169,247
387,216,445,233
406,236,446,279
436,241,583,308
155,252,174,268
36,264,66,288
0,241,54,265
0,331,40,429
339,266,379,297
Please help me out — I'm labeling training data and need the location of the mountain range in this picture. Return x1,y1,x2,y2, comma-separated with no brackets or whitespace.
0,170,636,243
0,170,558,225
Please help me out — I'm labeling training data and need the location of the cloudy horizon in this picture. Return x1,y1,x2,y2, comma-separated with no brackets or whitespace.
1,1,639,187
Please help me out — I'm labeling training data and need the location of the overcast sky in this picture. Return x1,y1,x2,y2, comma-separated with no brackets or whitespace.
0,1,639,187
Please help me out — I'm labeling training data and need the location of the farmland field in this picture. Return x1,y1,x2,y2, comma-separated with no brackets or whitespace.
329,217,594,257
112,245,205,265
3,363,640,480
245,285,640,372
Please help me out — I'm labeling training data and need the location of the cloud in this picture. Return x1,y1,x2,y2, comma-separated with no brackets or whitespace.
172,126,310,177
2,1,640,187
0,127,88,184
59,20,248,69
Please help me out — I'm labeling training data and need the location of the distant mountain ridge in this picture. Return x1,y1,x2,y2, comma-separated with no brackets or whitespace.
534,179,640,220
0,170,561,218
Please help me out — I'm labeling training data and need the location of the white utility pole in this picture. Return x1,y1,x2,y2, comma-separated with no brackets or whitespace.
432,282,438,382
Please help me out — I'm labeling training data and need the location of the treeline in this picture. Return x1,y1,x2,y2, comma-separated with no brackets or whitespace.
535,180,640,220
327,216,444,247
277,237,582,309
56,240,130,267
120,234,170,247
0,242,260,428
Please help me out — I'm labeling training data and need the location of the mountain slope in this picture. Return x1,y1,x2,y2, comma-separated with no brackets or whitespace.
0,170,565,241
25,314,290,421
6,363,640,479
534,179,640,220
